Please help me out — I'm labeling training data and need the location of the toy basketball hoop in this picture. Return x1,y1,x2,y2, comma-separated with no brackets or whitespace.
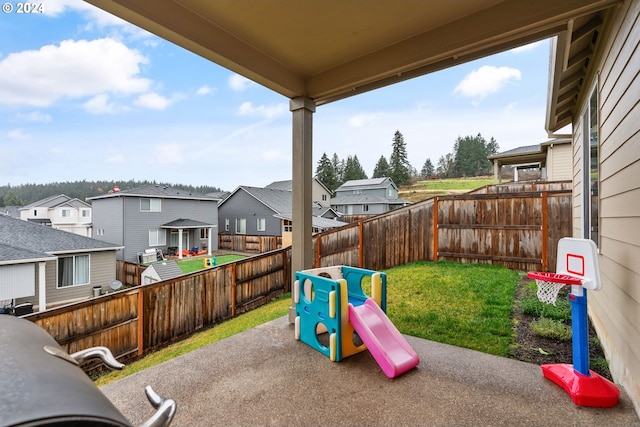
527,271,582,305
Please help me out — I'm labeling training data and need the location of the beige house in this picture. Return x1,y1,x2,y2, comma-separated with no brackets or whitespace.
489,138,573,182
546,0,640,414
85,0,639,414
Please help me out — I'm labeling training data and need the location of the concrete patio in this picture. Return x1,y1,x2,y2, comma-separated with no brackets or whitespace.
101,316,639,427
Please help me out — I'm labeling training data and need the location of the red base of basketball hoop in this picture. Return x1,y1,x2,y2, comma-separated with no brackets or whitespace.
541,363,620,408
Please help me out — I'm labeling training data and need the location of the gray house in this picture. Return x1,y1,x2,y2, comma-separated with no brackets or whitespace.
218,186,346,243
87,185,219,263
0,214,122,312
331,177,410,215
265,178,333,207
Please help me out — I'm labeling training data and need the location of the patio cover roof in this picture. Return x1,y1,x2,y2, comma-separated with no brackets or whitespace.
85,0,619,106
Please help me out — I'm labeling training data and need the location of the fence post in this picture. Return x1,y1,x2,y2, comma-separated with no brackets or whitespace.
433,198,439,261
359,220,364,268
316,234,322,268
231,263,237,317
541,191,549,271
137,287,144,356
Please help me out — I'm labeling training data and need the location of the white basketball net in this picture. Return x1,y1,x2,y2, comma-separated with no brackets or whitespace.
534,279,566,306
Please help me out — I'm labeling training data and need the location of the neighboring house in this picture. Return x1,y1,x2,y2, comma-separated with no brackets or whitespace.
19,194,92,237
0,214,122,312
141,260,183,285
488,138,572,182
330,177,410,215
0,206,20,218
218,186,346,243
545,1,640,412
87,185,219,263
265,178,333,207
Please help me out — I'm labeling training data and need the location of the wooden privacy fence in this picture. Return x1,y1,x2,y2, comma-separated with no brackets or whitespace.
27,250,291,365
219,234,282,253
24,181,571,370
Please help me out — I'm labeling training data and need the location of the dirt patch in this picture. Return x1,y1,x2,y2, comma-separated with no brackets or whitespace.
509,274,612,381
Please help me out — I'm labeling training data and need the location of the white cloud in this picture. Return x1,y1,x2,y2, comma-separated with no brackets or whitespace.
196,85,214,96
228,73,254,91
0,38,151,108
237,101,287,119
17,111,52,123
454,65,521,99
7,129,30,140
134,92,172,110
83,94,119,114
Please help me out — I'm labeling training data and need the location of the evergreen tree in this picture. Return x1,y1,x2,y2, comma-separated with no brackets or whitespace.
342,155,368,182
372,155,391,178
452,133,499,177
331,153,344,186
389,130,412,186
315,152,339,191
420,158,435,178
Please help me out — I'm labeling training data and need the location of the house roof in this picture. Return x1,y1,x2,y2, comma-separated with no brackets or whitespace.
144,260,183,282
220,186,293,215
86,1,618,106
87,185,217,202
265,178,333,195
274,214,347,230
487,138,572,165
20,194,90,211
546,9,612,133
0,215,122,257
0,243,56,265
335,178,396,193
161,218,216,229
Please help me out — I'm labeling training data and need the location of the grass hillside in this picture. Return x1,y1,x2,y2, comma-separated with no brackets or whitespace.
398,176,495,203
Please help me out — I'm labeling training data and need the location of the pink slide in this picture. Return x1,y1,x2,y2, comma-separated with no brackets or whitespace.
348,298,420,378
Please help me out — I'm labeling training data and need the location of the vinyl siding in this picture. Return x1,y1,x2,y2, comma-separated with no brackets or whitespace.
92,195,218,262
14,250,117,309
572,0,640,411
547,143,572,181
218,190,281,236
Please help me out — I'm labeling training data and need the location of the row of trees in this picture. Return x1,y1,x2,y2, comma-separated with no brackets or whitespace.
0,180,221,207
316,130,416,191
315,131,499,191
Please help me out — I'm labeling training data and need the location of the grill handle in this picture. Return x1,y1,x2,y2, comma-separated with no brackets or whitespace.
138,385,177,427
71,346,126,370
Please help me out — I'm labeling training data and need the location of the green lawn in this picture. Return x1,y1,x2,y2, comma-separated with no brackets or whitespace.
95,260,519,386
175,254,246,274
415,177,495,191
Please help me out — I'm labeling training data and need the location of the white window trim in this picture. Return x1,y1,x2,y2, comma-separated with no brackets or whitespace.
257,218,266,232
140,198,162,212
149,229,167,246
57,254,90,288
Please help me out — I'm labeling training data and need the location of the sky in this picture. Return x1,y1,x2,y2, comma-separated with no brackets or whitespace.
1,0,558,192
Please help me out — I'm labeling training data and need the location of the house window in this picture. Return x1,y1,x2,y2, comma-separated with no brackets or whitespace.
322,194,327,201
81,209,90,217
363,204,369,212
58,254,90,287
582,87,599,246
170,230,188,248
61,209,71,217
352,189,362,195
257,218,266,232
149,229,166,246
140,198,161,212
236,218,246,234
225,218,229,232
200,228,209,239
33,209,37,216
283,220,292,232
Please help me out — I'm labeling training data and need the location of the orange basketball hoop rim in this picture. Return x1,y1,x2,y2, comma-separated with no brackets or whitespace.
526,271,583,285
